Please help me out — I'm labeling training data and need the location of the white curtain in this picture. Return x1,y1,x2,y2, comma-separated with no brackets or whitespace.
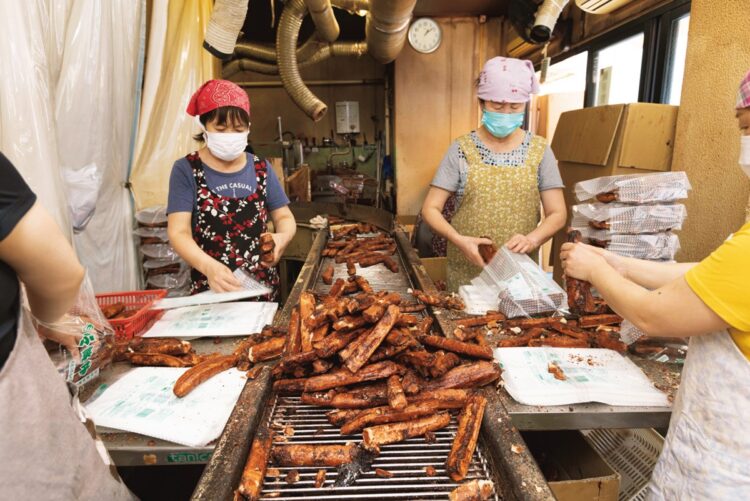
55,0,144,292
0,1,71,235
0,0,145,292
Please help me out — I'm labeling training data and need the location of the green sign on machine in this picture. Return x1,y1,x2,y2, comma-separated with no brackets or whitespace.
167,452,212,464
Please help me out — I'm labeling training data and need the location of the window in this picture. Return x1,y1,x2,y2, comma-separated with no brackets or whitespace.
665,14,690,104
592,33,645,106
538,51,589,98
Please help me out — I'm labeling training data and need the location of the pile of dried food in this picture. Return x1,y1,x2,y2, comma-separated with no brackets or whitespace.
321,224,400,277
231,275,499,500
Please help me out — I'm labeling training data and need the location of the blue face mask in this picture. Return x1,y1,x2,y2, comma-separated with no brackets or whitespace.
481,110,524,138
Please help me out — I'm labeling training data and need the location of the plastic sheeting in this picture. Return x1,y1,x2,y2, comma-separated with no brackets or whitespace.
55,0,144,292
129,0,219,210
0,1,71,235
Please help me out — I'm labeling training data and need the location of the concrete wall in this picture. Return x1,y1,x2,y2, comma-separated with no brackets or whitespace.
671,0,750,261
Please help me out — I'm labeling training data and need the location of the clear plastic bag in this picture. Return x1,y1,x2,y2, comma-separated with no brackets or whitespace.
572,203,687,234
146,267,190,289
575,171,691,204
630,335,688,364
34,273,115,388
580,229,680,260
471,246,567,318
140,243,179,260
133,225,169,241
135,205,168,227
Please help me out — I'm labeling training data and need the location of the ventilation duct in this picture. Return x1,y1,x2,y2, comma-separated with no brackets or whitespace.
366,0,418,64
305,0,340,42
203,0,248,60
531,0,569,43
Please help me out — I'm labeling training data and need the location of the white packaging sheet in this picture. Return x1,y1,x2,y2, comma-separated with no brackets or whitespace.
575,171,691,204
494,347,669,407
142,302,278,338
85,367,246,447
152,268,272,309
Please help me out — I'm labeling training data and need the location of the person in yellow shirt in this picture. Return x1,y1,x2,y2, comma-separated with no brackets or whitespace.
561,70,750,500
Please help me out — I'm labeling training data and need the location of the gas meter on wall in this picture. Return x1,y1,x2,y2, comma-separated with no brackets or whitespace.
335,101,360,134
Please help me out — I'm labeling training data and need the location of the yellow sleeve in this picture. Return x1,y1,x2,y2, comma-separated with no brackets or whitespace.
685,222,750,332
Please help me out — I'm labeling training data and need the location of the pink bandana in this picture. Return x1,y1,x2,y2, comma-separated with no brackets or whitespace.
477,57,540,103
737,69,750,110
186,79,250,116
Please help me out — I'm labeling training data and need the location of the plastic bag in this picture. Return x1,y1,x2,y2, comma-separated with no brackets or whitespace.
135,205,167,227
63,163,103,232
575,171,691,204
133,225,169,241
580,229,680,260
630,335,688,364
140,243,180,260
471,246,567,318
35,273,114,388
146,267,190,289
458,285,500,315
572,203,687,234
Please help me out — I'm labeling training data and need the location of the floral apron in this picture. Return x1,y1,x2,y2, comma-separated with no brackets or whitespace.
446,133,546,292
188,153,279,300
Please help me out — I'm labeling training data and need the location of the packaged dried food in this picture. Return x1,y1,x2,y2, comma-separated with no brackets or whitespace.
575,172,691,204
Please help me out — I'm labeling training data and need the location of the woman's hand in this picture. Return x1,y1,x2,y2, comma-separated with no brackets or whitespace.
505,234,539,254
560,242,611,282
261,232,290,268
205,259,243,292
37,321,81,361
454,235,494,267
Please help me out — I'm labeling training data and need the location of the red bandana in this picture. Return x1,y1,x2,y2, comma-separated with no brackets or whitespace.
186,79,250,116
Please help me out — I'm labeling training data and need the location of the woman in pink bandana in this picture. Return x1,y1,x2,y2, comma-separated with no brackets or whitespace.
421,57,567,291
167,79,296,297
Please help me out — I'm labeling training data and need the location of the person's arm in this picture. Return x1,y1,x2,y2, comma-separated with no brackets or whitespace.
0,202,84,323
264,206,296,267
421,187,491,267
576,242,697,289
561,242,728,337
507,188,566,253
167,212,242,292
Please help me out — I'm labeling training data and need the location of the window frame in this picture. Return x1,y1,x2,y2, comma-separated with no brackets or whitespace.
575,0,691,107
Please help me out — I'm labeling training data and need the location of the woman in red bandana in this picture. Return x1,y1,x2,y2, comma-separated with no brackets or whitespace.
167,79,296,298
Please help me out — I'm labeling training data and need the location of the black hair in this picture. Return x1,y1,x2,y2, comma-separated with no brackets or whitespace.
193,106,250,142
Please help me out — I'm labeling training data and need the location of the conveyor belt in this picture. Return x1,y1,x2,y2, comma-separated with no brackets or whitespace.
257,396,500,501
192,225,555,501
254,230,499,500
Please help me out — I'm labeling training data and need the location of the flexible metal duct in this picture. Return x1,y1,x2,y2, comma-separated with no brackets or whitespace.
223,41,367,77
305,0,340,42
234,35,325,63
276,0,368,120
203,0,248,59
365,0,417,64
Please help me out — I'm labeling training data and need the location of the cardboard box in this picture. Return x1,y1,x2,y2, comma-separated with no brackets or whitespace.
523,430,620,501
550,103,679,284
421,257,446,284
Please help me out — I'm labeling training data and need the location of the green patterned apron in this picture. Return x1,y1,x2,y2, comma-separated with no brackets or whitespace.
446,133,547,292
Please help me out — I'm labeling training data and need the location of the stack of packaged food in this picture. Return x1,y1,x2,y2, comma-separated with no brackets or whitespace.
572,171,691,261
135,206,190,296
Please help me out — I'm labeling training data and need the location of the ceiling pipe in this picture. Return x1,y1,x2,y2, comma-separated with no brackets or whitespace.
276,0,369,121
305,0,340,42
203,0,249,60
531,0,570,43
223,41,368,77
366,0,417,64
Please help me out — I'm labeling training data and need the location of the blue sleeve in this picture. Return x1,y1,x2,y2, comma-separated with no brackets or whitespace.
264,160,290,211
167,159,197,215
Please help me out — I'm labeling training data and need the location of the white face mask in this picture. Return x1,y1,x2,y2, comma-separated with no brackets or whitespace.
196,116,248,161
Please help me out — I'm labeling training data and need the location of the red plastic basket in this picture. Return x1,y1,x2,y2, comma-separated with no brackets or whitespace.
96,289,168,340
